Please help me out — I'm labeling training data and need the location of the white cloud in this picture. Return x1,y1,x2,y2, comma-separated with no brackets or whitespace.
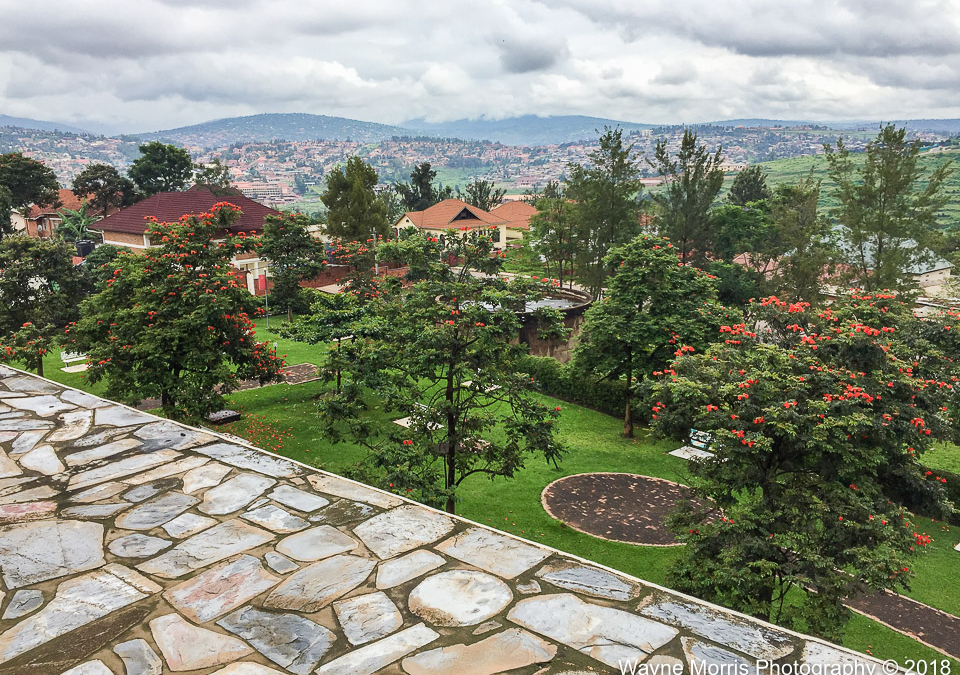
0,0,958,132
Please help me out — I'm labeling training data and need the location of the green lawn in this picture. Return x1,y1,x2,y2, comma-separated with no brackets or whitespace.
218,374,958,667
17,335,959,666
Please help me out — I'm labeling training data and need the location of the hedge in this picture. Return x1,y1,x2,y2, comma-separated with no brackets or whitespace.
521,355,627,419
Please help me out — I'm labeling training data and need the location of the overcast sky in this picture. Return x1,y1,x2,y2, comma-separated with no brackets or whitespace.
1,0,958,133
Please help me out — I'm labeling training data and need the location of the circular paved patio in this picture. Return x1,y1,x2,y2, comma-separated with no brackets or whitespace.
541,472,707,546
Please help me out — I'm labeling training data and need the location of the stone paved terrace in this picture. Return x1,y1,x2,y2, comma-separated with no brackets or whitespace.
0,365,889,675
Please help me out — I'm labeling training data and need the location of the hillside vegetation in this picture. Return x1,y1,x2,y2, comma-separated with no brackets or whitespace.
742,148,960,230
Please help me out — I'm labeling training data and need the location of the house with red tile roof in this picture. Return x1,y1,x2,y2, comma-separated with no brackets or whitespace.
10,189,100,240
92,187,282,294
393,199,510,249
490,200,537,246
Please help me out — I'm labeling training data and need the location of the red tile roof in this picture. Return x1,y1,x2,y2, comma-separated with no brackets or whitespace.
26,189,86,219
399,199,506,230
93,188,281,235
491,200,537,230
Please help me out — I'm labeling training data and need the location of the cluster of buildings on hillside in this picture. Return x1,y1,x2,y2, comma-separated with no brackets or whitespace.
9,181,956,306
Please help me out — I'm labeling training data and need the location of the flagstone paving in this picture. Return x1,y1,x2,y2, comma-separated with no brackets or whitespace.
0,367,891,673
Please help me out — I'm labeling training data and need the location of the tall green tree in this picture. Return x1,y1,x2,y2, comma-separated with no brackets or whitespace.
128,141,195,197
395,162,452,212
727,165,771,206
649,130,724,264
67,204,284,419
530,182,576,286
460,178,506,212
649,293,957,639
768,178,837,304
315,230,564,513
710,201,775,263
574,235,728,437
0,236,83,376
0,153,60,237
0,185,12,239
824,125,953,292
259,214,326,322
71,163,139,215
565,127,643,297
320,157,389,239
193,159,232,189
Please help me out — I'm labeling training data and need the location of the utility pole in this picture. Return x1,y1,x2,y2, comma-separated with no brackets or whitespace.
371,229,380,276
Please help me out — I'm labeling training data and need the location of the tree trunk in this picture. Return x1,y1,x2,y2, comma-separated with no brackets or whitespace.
36,358,44,379
623,354,633,438
444,366,457,514
287,306,293,323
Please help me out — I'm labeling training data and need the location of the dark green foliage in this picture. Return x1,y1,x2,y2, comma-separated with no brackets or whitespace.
710,201,774,263
56,199,102,243
727,165,771,206
0,235,82,375
313,230,564,513
395,162,453,212
128,141,195,196
67,204,284,420
0,235,83,336
825,125,953,292
320,157,389,239
521,355,628,419
259,214,326,322
0,152,60,212
649,293,959,639
565,127,643,297
0,153,59,237
530,181,576,286
649,130,724,264
80,244,125,292
71,163,139,214
769,178,837,304
574,235,731,436
460,179,506,212
193,159,232,188
707,261,764,307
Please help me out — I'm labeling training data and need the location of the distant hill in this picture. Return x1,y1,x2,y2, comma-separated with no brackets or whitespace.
136,113,413,148
0,114,91,135
402,115,658,145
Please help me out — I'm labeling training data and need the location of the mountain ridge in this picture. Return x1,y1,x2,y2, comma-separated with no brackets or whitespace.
0,114,92,135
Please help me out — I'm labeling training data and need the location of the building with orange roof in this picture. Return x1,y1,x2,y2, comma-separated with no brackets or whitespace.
10,189,103,240
490,200,537,246
393,199,512,249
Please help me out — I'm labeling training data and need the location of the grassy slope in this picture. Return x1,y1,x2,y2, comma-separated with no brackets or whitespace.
22,329,959,666
220,367,957,666
745,148,960,230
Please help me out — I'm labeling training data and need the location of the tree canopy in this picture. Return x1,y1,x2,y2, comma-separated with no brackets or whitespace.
460,179,506,212
395,162,452,212
530,181,576,286
320,157,389,239
649,129,724,265
71,163,139,215
67,204,284,419
565,127,643,297
727,165,771,206
649,293,958,638
128,142,195,197
825,125,953,293
312,230,565,513
259,213,326,321
574,234,729,437
0,153,60,237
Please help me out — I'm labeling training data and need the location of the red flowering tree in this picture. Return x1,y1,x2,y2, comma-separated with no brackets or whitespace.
649,292,958,639
66,203,284,420
0,323,52,377
573,235,734,437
